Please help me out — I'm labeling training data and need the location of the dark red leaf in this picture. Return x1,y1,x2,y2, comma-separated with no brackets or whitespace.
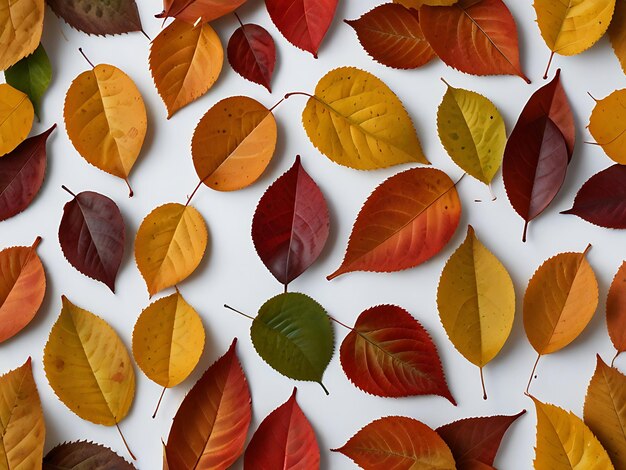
244,388,319,469
252,156,330,287
0,124,55,222
58,187,125,292
47,0,143,36
561,164,626,228
436,411,525,470
156,0,246,24
265,0,338,57
227,23,276,92
340,305,456,404
44,441,136,469
503,116,569,242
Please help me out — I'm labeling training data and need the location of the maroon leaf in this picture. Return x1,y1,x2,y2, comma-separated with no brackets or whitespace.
0,124,55,222
252,156,330,287
47,0,144,36
58,187,125,292
436,411,525,470
340,304,456,404
228,22,276,92
244,388,320,469
44,441,136,469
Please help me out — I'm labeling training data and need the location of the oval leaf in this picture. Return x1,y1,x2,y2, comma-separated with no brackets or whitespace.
0,0,43,70
328,167,461,279
5,43,52,118
589,88,626,164
43,296,135,425
59,188,125,292
192,96,277,191
302,66,428,169
156,0,246,24
340,304,455,403
47,0,143,35
0,84,34,156
610,0,626,74
252,155,330,286
607,261,626,358
135,203,208,297
43,441,135,469
227,23,276,92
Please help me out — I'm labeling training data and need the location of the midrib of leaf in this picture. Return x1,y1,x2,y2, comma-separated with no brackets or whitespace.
155,207,193,277
0,135,43,201
169,26,203,107
0,94,28,129
538,405,579,468
599,366,626,450
348,444,418,462
0,364,28,469
74,197,110,276
446,90,483,179
283,166,304,285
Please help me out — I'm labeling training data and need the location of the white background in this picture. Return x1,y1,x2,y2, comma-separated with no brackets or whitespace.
2,1,626,468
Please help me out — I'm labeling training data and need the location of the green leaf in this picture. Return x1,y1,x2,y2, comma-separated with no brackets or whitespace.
251,292,334,392
5,44,51,118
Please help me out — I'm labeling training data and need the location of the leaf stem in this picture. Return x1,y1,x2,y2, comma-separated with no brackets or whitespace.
522,220,529,243
269,97,285,113
152,387,167,419
587,91,598,103
612,350,621,368
329,316,353,331
234,11,244,28
284,91,314,100
480,367,487,400
583,243,592,257
319,381,329,395
61,185,77,198
525,353,541,395
31,236,42,250
440,77,452,88
224,304,255,320
488,183,496,201
140,29,151,40
543,51,555,80
185,180,204,207
78,48,95,69
116,422,136,460
124,178,134,198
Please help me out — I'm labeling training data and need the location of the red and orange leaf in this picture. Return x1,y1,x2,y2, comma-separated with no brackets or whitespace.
607,261,626,360
340,304,455,404
156,0,246,24
227,22,276,92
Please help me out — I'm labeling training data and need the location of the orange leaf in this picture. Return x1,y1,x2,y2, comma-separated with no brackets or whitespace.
157,0,246,24
607,261,626,362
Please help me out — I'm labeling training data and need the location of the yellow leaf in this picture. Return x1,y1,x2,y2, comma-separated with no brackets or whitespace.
43,296,135,426
609,0,626,73
0,84,34,156
150,19,223,119
532,396,614,469
588,89,626,164
132,291,205,388
135,203,208,297
64,63,147,194
302,66,428,170
437,81,506,185
0,358,45,469
0,0,44,70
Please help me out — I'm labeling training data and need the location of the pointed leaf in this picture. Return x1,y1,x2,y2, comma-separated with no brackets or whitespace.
610,0,626,74
251,156,330,286
43,441,135,469
227,23,276,92
47,0,143,36
43,296,135,425
165,339,251,470
607,262,626,356
0,84,34,156
340,304,455,403
5,44,51,118
302,67,428,169
588,89,626,164
244,388,320,469
328,167,461,279
0,0,43,70
156,0,246,24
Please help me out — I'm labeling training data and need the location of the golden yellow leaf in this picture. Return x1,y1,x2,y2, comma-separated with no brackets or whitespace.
135,203,208,297
150,19,223,119
191,96,277,191
301,66,428,170
532,396,614,469
64,63,147,194
0,84,34,156
0,0,44,71
43,296,135,426
437,81,506,185
132,291,205,388
0,358,45,469
588,89,626,164
609,0,626,73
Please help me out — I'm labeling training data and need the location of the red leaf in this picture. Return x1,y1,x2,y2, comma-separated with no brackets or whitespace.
157,0,246,24
0,124,55,222
607,261,626,358
340,305,456,404
244,388,319,469
252,156,330,287
436,411,525,469
165,339,251,470
227,22,276,92
345,4,436,69
502,115,569,242
420,0,528,82
59,188,125,292
265,0,338,57
561,164,626,228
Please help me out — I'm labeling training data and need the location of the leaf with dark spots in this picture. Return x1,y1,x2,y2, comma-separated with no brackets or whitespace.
46,0,144,36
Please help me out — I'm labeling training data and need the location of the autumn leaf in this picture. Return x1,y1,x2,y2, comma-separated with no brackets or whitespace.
0,0,44,71
47,0,144,36
165,339,251,470
345,4,436,70
437,226,515,398
5,44,51,118
0,358,45,469
134,203,208,297
333,416,456,469
43,441,136,469
250,292,334,393
339,304,456,403
588,89,626,164
0,237,46,343
191,96,277,191
156,0,246,24
0,84,34,157
420,0,529,82
265,0,338,57
328,168,461,279
437,81,506,187
0,124,55,222
64,61,147,195
59,187,125,292
150,19,223,119
607,262,626,363
251,156,330,287
609,0,626,73
532,396,614,469
244,388,319,469
301,67,428,169
227,21,276,92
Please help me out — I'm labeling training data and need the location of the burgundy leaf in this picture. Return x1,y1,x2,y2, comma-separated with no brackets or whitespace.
58,187,125,292
252,156,330,287
44,441,136,469
0,124,55,222
228,22,276,92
